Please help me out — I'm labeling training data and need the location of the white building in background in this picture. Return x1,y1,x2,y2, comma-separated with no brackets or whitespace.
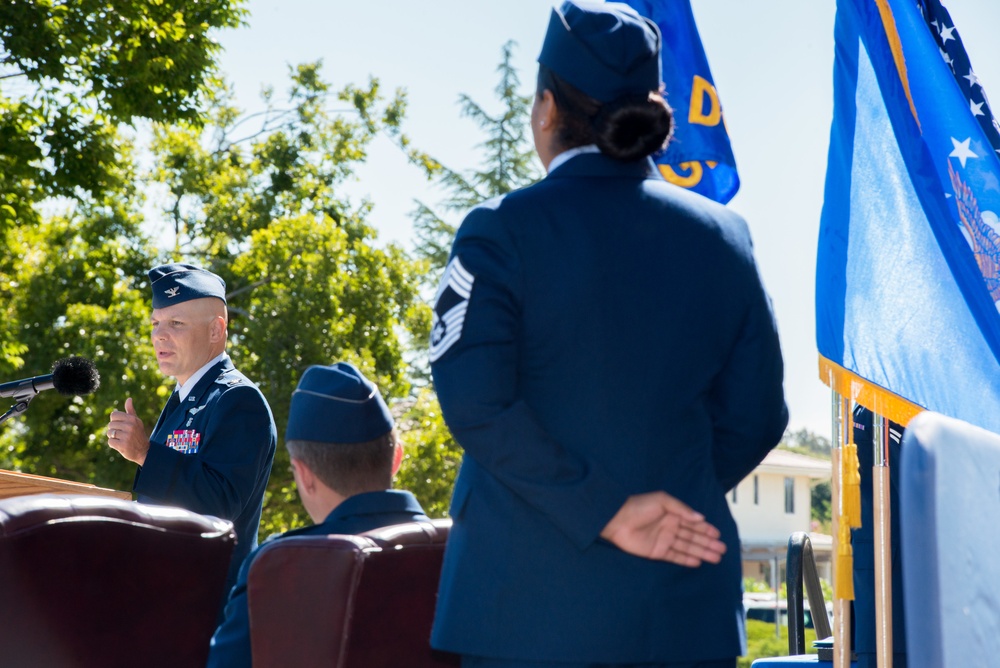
728,449,832,586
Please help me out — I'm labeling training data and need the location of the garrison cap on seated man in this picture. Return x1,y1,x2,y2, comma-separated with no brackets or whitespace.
207,361,430,668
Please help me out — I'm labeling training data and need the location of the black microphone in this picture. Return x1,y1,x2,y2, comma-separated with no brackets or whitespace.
0,357,101,399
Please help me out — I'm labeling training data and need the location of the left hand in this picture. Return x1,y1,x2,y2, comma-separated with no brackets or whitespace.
600,491,726,567
107,397,150,466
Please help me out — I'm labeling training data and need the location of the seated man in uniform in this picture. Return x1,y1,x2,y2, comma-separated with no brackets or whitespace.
206,361,429,668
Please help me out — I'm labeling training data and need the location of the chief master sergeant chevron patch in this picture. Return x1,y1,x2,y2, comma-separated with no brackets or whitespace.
429,256,475,363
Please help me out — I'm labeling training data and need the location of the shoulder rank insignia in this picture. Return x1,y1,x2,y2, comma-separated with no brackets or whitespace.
430,255,475,363
216,373,244,387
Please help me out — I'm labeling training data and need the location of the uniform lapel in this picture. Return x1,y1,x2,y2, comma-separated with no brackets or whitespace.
175,357,233,426
151,358,232,441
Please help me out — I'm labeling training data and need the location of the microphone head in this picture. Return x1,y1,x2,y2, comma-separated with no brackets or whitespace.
51,357,101,396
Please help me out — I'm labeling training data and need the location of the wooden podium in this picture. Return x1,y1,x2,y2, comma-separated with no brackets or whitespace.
0,469,131,501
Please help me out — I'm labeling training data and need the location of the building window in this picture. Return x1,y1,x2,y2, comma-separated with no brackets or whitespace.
784,477,795,514
753,475,759,505
731,486,737,503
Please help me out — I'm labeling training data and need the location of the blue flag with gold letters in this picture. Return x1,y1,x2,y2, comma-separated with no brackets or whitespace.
624,0,739,204
817,0,1000,433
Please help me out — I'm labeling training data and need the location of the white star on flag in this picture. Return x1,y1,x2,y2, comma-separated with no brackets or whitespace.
950,137,978,167
964,69,981,88
939,24,956,43
971,100,985,117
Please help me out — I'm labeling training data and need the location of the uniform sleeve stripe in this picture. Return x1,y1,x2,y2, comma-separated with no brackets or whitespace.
438,302,468,326
435,256,473,302
430,330,463,363
449,257,475,293
430,259,474,364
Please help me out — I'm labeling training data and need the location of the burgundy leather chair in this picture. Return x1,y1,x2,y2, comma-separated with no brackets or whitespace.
0,493,236,668
248,518,460,668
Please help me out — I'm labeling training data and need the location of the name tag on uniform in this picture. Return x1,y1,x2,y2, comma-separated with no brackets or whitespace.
166,430,202,455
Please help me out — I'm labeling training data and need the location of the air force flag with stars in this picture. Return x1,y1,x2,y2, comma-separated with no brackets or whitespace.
816,0,1000,434
430,256,475,363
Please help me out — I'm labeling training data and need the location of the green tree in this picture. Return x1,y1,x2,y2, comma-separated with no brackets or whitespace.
411,40,541,278
781,428,832,458
0,148,163,493
0,61,432,539
0,37,541,538
811,479,832,532
398,42,542,517
146,63,431,534
0,0,246,226
0,0,247,395
394,387,463,519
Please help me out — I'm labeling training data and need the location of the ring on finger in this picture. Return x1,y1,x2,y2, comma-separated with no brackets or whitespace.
110,429,117,440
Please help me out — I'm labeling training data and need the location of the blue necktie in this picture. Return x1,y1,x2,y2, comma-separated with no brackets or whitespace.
165,391,181,417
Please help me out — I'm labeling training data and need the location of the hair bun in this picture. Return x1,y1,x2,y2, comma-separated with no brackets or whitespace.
593,92,673,162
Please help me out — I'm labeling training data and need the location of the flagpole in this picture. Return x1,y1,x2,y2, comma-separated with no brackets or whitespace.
831,388,851,668
873,414,893,667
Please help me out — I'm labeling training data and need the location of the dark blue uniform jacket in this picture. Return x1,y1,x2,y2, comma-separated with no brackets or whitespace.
206,490,429,668
135,356,276,608
429,152,787,663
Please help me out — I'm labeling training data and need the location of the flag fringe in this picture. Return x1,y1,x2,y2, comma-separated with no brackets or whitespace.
819,356,924,427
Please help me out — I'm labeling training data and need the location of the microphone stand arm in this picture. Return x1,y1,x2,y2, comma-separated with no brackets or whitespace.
0,393,37,426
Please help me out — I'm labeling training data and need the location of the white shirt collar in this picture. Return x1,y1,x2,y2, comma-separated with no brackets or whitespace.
546,144,601,175
177,352,228,402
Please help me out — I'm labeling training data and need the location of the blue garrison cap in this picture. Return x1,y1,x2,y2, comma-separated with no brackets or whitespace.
148,263,227,309
538,1,662,103
286,362,394,444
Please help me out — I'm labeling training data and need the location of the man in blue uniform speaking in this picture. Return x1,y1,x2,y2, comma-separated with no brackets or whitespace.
105,263,277,611
206,361,429,667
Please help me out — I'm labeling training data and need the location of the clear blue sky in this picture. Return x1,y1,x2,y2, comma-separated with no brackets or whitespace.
215,0,1000,438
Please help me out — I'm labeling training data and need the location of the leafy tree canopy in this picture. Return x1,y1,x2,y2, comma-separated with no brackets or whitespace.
0,32,542,538
0,61,432,537
779,427,831,459
396,42,541,514
0,0,246,225
411,40,541,280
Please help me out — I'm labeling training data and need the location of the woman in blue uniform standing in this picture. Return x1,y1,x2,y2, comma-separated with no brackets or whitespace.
429,3,788,667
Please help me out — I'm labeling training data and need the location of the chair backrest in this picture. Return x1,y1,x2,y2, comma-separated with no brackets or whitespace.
0,492,236,668
901,411,1000,668
248,518,460,668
